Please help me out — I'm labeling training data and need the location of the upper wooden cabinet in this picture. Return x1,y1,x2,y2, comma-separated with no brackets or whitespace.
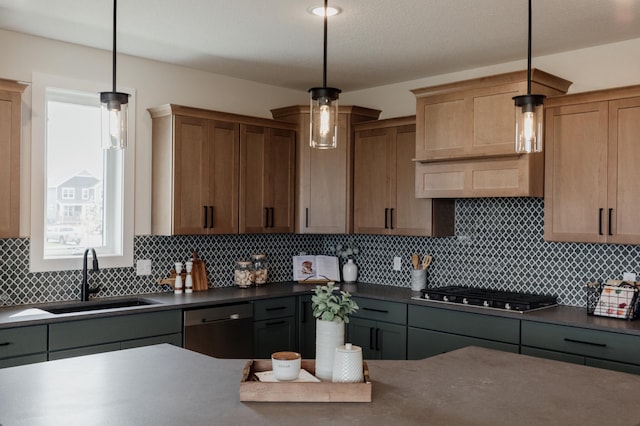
0,79,26,238
271,105,381,234
239,124,295,234
544,86,640,244
148,104,296,235
411,70,572,198
412,70,572,161
353,117,454,236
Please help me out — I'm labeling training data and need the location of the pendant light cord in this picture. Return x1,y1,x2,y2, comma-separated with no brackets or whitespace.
322,0,328,88
112,0,117,92
526,0,532,95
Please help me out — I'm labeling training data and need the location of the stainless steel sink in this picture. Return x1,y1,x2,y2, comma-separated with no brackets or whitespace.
43,298,157,314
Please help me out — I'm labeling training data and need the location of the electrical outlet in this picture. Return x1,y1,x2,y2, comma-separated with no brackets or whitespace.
623,272,637,282
393,256,402,271
137,259,152,276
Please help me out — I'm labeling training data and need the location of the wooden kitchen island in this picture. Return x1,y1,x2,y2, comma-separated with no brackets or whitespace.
1,344,639,425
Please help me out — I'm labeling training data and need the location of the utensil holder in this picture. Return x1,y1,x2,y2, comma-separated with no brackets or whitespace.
411,269,427,291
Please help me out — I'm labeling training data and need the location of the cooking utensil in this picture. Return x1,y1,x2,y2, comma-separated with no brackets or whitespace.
411,253,420,270
192,251,208,291
422,255,432,270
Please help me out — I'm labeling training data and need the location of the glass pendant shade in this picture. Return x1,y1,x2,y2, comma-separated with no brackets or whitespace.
100,91,129,150
309,87,340,149
514,94,545,153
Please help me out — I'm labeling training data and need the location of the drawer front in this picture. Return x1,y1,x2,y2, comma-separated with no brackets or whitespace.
408,304,519,344
0,353,47,369
521,321,640,365
408,327,518,360
352,297,407,325
253,297,295,321
0,325,47,359
49,310,183,351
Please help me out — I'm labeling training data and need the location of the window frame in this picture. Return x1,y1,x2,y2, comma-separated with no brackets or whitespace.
30,73,135,272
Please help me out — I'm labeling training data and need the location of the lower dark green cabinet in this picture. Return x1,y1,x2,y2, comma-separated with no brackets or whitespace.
254,317,296,359
408,327,519,360
298,294,316,358
347,317,406,360
0,325,47,368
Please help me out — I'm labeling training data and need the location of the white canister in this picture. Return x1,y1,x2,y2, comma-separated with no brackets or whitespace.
332,343,364,383
342,259,358,283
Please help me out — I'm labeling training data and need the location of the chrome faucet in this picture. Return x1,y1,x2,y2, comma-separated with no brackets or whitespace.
81,248,101,301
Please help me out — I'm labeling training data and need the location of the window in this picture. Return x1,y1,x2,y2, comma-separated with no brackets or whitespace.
61,188,75,200
30,73,135,272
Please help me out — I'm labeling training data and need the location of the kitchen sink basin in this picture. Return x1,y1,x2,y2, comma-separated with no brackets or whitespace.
43,298,157,314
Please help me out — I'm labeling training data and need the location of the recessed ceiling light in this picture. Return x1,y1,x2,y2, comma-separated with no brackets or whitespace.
308,5,342,17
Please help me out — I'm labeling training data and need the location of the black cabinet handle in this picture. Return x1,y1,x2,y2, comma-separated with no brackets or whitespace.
608,208,613,236
598,208,603,235
363,307,389,314
210,206,215,228
375,328,381,351
564,337,607,348
266,320,287,327
0,341,11,347
369,328,375,350
390,208,394,229
203,206,208,229
305,208,309,228
301,301,307,323
264,207,269,228
384,208,389,229
265,306,286,312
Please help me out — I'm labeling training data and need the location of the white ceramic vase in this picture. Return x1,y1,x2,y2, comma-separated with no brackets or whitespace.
342,259,358,283
315,319,345,380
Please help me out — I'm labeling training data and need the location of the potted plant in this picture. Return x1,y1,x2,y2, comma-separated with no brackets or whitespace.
311,282,359,380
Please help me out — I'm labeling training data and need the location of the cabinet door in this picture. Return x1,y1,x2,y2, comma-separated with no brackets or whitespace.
299,113,351,233
265,128,295,233
240,125,294,233
544,102,609,242
173,115,210,234
416,94,470,160
208,120,239,234
408,327,518,360
377,322,407,360
0,88,21,237
607,97,640,244
298,295,316,359
391,124,432,236
253,317,296,359
354,128,393,234
347,317,377,360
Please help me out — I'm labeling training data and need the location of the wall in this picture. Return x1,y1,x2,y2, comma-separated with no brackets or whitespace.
342,38,640,119
3,198,639,308
0,28,307,237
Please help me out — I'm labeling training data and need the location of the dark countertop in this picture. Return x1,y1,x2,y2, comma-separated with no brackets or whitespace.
2,282,640,337
2,343,640,425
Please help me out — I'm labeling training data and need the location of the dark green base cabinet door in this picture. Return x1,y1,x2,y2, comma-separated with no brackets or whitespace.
254,317,296,359
407,327,519,360
298,295,316,359
347,317,406,360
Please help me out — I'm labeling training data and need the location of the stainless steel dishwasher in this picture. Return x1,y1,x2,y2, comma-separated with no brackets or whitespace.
183,303,253,358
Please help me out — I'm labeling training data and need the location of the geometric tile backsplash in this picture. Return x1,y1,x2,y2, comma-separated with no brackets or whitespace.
2,197,639,307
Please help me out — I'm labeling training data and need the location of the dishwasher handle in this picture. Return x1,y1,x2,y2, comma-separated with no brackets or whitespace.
201,313,242,323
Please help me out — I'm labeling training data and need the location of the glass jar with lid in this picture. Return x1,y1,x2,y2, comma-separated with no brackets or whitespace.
251,253,269,285
234,260,254,288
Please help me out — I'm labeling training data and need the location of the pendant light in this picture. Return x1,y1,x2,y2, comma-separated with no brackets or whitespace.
513,0,545,154
308,0,341,149
100,0,130,150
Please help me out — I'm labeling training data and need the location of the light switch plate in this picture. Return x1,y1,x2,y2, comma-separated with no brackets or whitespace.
393,256,402,271
623,272,636,282
137,259,152,276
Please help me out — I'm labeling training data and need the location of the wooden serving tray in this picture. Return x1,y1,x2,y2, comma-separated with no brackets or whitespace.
240,359,372,402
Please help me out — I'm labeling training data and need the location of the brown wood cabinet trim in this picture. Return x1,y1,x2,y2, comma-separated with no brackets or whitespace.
353,116,415,131
411,69,572,98
148,104,297,131
546,85,640,108
271,105,382,121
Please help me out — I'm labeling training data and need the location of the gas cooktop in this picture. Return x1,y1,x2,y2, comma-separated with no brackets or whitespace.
413,285,558,313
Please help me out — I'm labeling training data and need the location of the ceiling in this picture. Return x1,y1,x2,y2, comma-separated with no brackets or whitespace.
0,0,639,92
